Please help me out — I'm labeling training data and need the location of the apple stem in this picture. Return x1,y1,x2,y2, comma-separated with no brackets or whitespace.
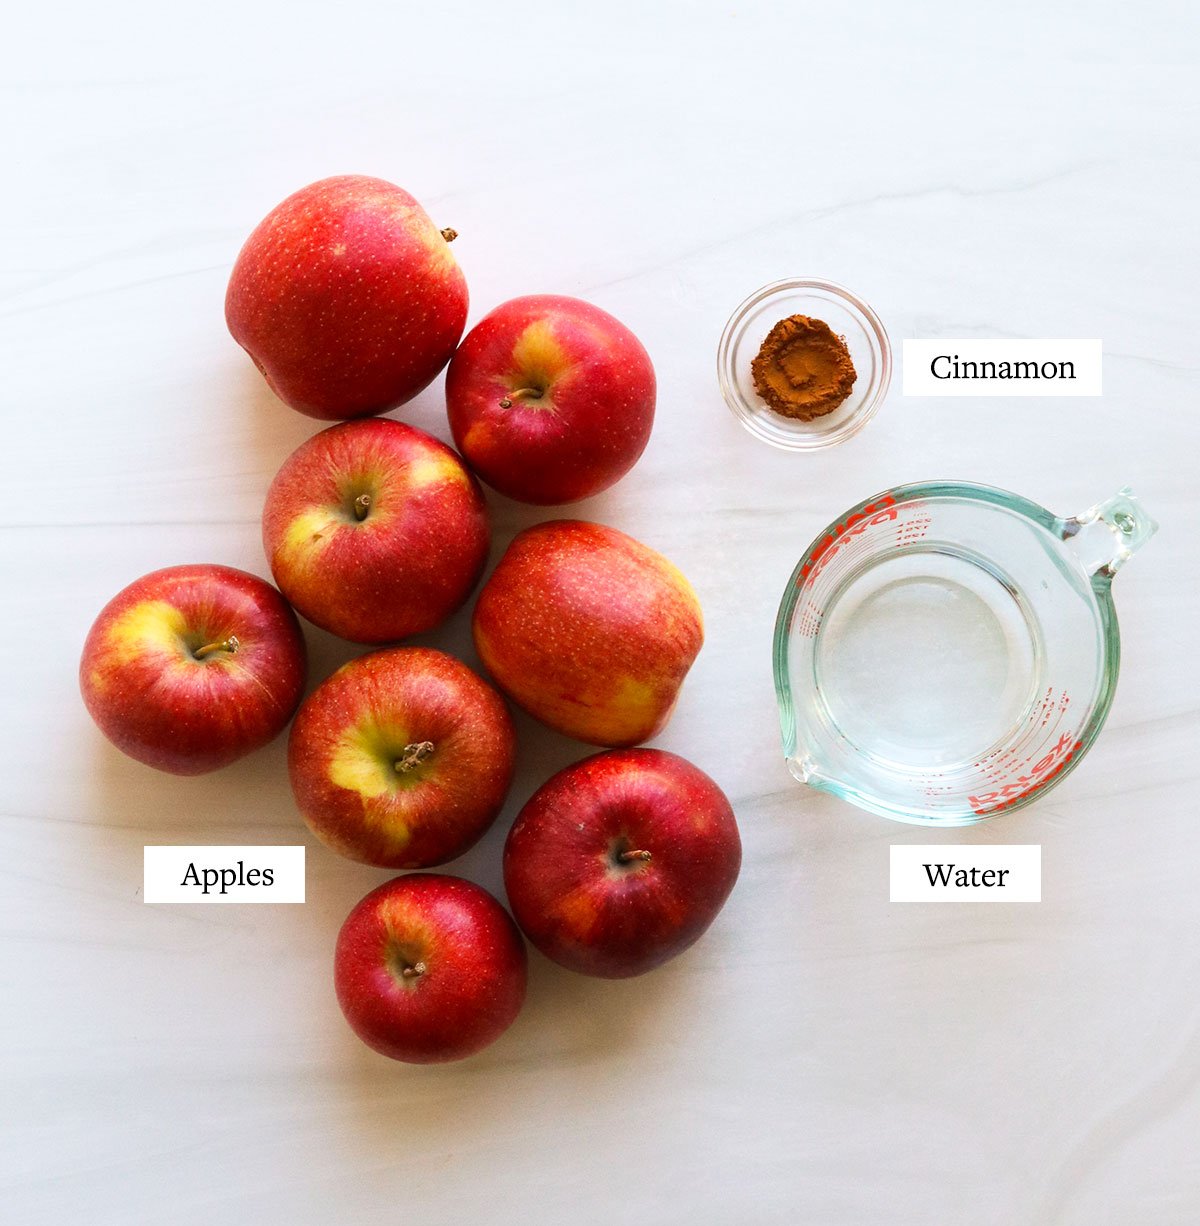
395,741,435,774
499,387,544,409
618,849,652,864
193,635,240,661
440,227,458,243
353,493,372,521
401,961,427,979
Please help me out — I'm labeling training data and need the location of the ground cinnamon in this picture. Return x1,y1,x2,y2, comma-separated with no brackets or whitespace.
750,315,857,421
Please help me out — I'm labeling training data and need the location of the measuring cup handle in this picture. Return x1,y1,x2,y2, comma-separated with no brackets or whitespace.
1061,487,1158,578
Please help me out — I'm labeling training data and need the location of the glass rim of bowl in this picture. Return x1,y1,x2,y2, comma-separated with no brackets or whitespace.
717,277,892,451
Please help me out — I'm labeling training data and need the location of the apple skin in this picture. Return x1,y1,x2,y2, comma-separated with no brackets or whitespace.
80,564,306,775
263,419,490,644
289,647,516,868
472,520,703,746
503,749,741,978
226,175,468,421
335,873,527,1063
445,294,655,505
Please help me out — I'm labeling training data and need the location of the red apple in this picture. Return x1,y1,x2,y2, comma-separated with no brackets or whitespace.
263,419,489,644
289,647,515,868
226,175,467,420
472,520,703,746
446,294,656,504
80,564,306,775
503,749,741,978
335,874,527,1063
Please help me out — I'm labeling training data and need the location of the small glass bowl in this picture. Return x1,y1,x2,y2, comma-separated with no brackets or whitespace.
718,278,892,450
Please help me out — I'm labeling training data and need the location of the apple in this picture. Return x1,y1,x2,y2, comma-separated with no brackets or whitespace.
226,175,467,420
335,873,527,1063
472,520,703,746
263,418,490,644
289,647,516,868
80,564,306,775
503,749,741,978
445,294,656,504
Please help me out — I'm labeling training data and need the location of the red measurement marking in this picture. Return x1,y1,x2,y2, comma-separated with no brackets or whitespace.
967,731,1082,816
796,600,824,638
896,513,932,546
972,688,1071,788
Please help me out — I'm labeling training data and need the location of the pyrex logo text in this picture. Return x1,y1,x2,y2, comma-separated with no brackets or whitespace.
968,732,1082,816
798,494,899,585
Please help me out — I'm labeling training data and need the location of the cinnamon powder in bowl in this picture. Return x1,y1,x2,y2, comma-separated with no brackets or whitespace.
750,314,857,421
718,278,891,450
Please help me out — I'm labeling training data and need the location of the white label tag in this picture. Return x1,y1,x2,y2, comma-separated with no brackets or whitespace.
890,845,1041,902
902,339,1102,396
143,846,306,903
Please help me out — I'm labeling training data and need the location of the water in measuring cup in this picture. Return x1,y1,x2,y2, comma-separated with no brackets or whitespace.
812,547,1043,769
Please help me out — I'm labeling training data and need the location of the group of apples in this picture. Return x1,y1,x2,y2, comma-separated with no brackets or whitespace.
80,176,742,1063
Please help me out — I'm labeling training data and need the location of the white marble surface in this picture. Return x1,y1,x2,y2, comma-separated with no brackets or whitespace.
3,2,1198,1222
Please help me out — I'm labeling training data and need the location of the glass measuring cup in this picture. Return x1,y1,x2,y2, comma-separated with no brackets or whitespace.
773,482,1156,825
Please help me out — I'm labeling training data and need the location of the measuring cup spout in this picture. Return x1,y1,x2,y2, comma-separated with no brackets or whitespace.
786,753,823,786
1061,487,1157,578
